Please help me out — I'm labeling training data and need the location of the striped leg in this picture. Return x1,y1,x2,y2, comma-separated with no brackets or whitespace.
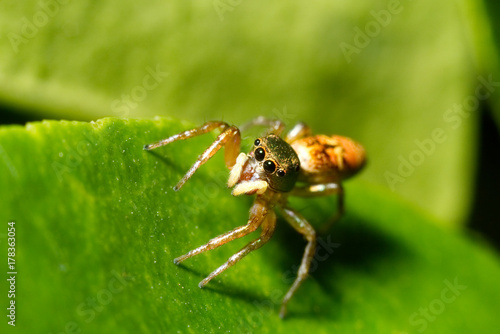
174,201,269,264
279,206,316,318
144,121,241,190
199,210,277,288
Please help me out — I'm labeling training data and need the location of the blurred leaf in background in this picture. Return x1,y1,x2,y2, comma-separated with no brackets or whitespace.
1,0,496,227
480,0,500,126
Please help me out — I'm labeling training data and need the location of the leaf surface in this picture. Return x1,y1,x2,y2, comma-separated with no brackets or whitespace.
0,118,498,333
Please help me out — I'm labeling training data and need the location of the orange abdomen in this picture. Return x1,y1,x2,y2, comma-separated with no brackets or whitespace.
290,135,366,183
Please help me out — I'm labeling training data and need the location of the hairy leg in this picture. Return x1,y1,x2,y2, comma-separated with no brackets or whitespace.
199,210,277,288
144,121,231,150
174,200,269,264
144,121,241,190
278,206,316,318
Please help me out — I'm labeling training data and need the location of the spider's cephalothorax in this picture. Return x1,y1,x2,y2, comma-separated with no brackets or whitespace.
231,134,300,195
144,117,366,318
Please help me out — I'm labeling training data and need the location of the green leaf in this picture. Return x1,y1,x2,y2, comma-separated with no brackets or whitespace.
1,118,499,333
0,0,482,226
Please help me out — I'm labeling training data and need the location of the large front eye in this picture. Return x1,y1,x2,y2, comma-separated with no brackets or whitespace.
255,147,265,161
263,160,276,173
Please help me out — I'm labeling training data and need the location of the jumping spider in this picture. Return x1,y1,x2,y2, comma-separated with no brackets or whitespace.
144,117,366,318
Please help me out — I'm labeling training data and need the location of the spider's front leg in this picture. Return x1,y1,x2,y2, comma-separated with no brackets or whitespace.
144,121,241,190
174,198,276,288
199,209,276,287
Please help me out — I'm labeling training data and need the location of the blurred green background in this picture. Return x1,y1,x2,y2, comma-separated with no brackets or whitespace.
1,0,499,333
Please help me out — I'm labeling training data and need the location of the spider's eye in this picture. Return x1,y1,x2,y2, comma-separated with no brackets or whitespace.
263,160,276,173
254,139,261,146
255,147,265,161
277,169,285,177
